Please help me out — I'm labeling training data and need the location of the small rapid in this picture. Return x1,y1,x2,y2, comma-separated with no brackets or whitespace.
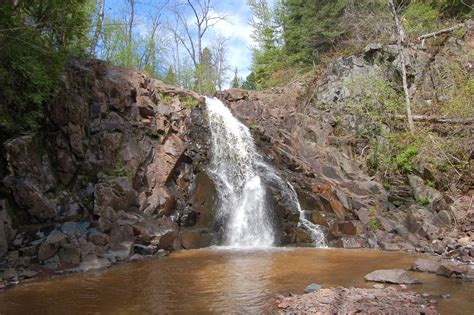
206,97,325,248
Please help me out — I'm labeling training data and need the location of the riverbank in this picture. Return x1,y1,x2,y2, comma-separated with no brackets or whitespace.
266,286,439,314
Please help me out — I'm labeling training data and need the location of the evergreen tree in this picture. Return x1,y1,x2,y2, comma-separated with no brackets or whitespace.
231,68,241,88
164,66,177,86
241,72,257,90
195,47,216,95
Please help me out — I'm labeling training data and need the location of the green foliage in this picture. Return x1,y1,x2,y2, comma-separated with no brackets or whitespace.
416,197,430,206
194,47,216,95
0,0,94,140
231,68,241,88
346,67,404,127
182,96,200,109
403,1,439,36
368,217,380,231
394,146,418,173
164,66,177,86
241,72,257,90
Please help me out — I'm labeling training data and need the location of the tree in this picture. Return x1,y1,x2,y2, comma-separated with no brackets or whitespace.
194,47,216,94
247,0,284,89
211,35,230,91
0,0,94,140
170,0,225,92
388,0,415,134
231,68,241,88
164,66,177,86
241,72,257,90
91,0,105,56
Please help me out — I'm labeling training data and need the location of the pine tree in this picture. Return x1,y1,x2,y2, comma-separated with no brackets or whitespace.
231,68,241,88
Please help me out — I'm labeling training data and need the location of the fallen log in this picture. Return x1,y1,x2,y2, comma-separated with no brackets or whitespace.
394,115,474,125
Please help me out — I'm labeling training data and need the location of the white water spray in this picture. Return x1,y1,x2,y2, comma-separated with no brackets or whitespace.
206,97,325,248
206,97,273,247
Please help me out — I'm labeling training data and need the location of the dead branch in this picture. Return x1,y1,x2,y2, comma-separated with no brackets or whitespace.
418,20,472,45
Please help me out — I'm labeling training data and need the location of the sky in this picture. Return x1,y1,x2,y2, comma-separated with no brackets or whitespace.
105,0,264,82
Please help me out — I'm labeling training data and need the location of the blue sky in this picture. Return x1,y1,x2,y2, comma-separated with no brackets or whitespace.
104,0,264,81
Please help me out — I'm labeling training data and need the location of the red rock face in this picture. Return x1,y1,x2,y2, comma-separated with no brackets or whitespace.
0,60,214,275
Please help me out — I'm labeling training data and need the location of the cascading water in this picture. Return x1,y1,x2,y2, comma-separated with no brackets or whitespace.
206,97,325,248
287,183,326,247
206,97,274,247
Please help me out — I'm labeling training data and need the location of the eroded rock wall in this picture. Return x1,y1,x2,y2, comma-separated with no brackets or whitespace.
0,60,216,281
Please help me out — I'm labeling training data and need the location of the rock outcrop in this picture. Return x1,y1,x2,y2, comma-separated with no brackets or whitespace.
216,30,473,259
0,60,215,283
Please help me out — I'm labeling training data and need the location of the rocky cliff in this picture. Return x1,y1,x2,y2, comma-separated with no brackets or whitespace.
216,29,473,267
0,60,219,284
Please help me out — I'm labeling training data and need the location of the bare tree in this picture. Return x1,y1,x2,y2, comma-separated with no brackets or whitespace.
140,1,169,74
388,0,414,134
169,0,225,92
126,0,136,67
211,35,230,90
91,0,105,56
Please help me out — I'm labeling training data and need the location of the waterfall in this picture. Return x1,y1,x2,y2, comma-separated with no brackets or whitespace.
206,97,325,248
287,183,326,247
206,97,274,247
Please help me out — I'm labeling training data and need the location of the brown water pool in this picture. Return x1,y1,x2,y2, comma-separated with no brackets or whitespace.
0,248,472,314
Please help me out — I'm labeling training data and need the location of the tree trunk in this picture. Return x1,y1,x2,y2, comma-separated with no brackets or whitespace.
388,0,415,134
90,0,105,57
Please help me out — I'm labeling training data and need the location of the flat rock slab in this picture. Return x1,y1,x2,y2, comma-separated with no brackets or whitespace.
412,259,441,273
364,269,421,284
269,287,438,314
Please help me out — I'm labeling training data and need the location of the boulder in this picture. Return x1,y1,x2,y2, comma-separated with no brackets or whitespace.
59,245,81,265
435,264,466,278
365,269,421,284
94,177,138,215
4,178,57,220
411,259,441,273
408,175,443,204
304,283,322,293
180,229,212,249
38,230,68,261
0,200,16,257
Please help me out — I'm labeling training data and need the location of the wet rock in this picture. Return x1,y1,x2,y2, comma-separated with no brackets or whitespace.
133,244,156,256
412,259,441,273
73,254,111,272
180,229,211,249
364,269,421,284
59,245,81,265
304,283,322,293
105,241,134,262
436,264,466,278
18,269,38,279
